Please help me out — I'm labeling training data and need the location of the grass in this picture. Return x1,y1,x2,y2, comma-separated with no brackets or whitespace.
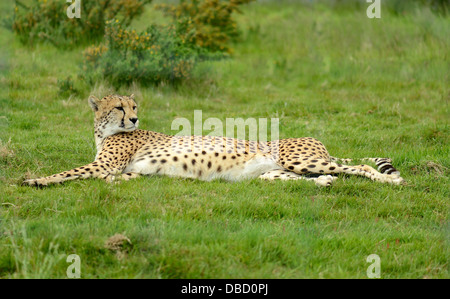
0,1,448,278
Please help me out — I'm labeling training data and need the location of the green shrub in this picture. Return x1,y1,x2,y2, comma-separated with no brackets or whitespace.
156,0,255,54
417,0,448,14
9,0,151,48
57,76,78,96
80,20,220,86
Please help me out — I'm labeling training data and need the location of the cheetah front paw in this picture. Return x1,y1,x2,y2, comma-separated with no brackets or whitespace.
315,175,336,187
23,178,49,187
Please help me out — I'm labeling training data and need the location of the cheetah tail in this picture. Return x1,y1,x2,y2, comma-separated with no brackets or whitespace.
330,156,400,176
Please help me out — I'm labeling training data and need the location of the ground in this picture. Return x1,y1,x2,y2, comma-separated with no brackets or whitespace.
0,1,448,278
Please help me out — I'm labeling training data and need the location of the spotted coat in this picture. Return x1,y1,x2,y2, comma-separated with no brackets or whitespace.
24,94,404,187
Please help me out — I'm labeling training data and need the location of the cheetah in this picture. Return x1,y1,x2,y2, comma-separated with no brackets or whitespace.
23,94,405,187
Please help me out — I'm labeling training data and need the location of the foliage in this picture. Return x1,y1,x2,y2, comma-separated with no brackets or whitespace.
9,0,151,48
417,0,448,14
156,0,255,54
81,20,220,86
57,76,78,96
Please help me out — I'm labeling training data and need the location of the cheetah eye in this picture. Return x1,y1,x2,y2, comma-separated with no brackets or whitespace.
133,106,137,110
115,106,124,112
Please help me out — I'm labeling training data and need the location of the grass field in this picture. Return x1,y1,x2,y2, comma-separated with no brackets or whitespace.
0,1,448,279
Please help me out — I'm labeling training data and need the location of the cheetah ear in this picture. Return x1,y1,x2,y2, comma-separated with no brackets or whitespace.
88,95,100,111
129,94,135,101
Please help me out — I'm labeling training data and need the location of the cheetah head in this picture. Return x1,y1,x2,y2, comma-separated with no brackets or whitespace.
88,94,139,138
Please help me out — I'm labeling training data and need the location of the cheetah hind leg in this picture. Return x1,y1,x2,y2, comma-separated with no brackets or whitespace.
298,159,405,185
330,156,400,176
259,169,337,187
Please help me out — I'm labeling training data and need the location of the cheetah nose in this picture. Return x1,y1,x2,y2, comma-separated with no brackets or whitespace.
130,118,138,124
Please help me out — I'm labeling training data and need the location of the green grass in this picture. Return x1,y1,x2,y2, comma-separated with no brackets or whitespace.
0,1,448,278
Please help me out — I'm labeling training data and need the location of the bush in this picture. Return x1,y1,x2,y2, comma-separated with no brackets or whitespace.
156,0,255,54
418,0,448,14
80,20,220,86
9,0,151,48
57,76,78,96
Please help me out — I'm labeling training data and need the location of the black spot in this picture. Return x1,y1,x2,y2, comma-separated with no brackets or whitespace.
192,159,196,165
310,160,318,163
321,162,328,166
329,167,336,171
217,166,222,172
307,164,316,168
207,161,212,169
214,153,219,157
151,159,157,164
288,166,295,170
301,168,308,172
173,156,178,162
292,162,301,165
161,159,167,164
183,163,188,171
